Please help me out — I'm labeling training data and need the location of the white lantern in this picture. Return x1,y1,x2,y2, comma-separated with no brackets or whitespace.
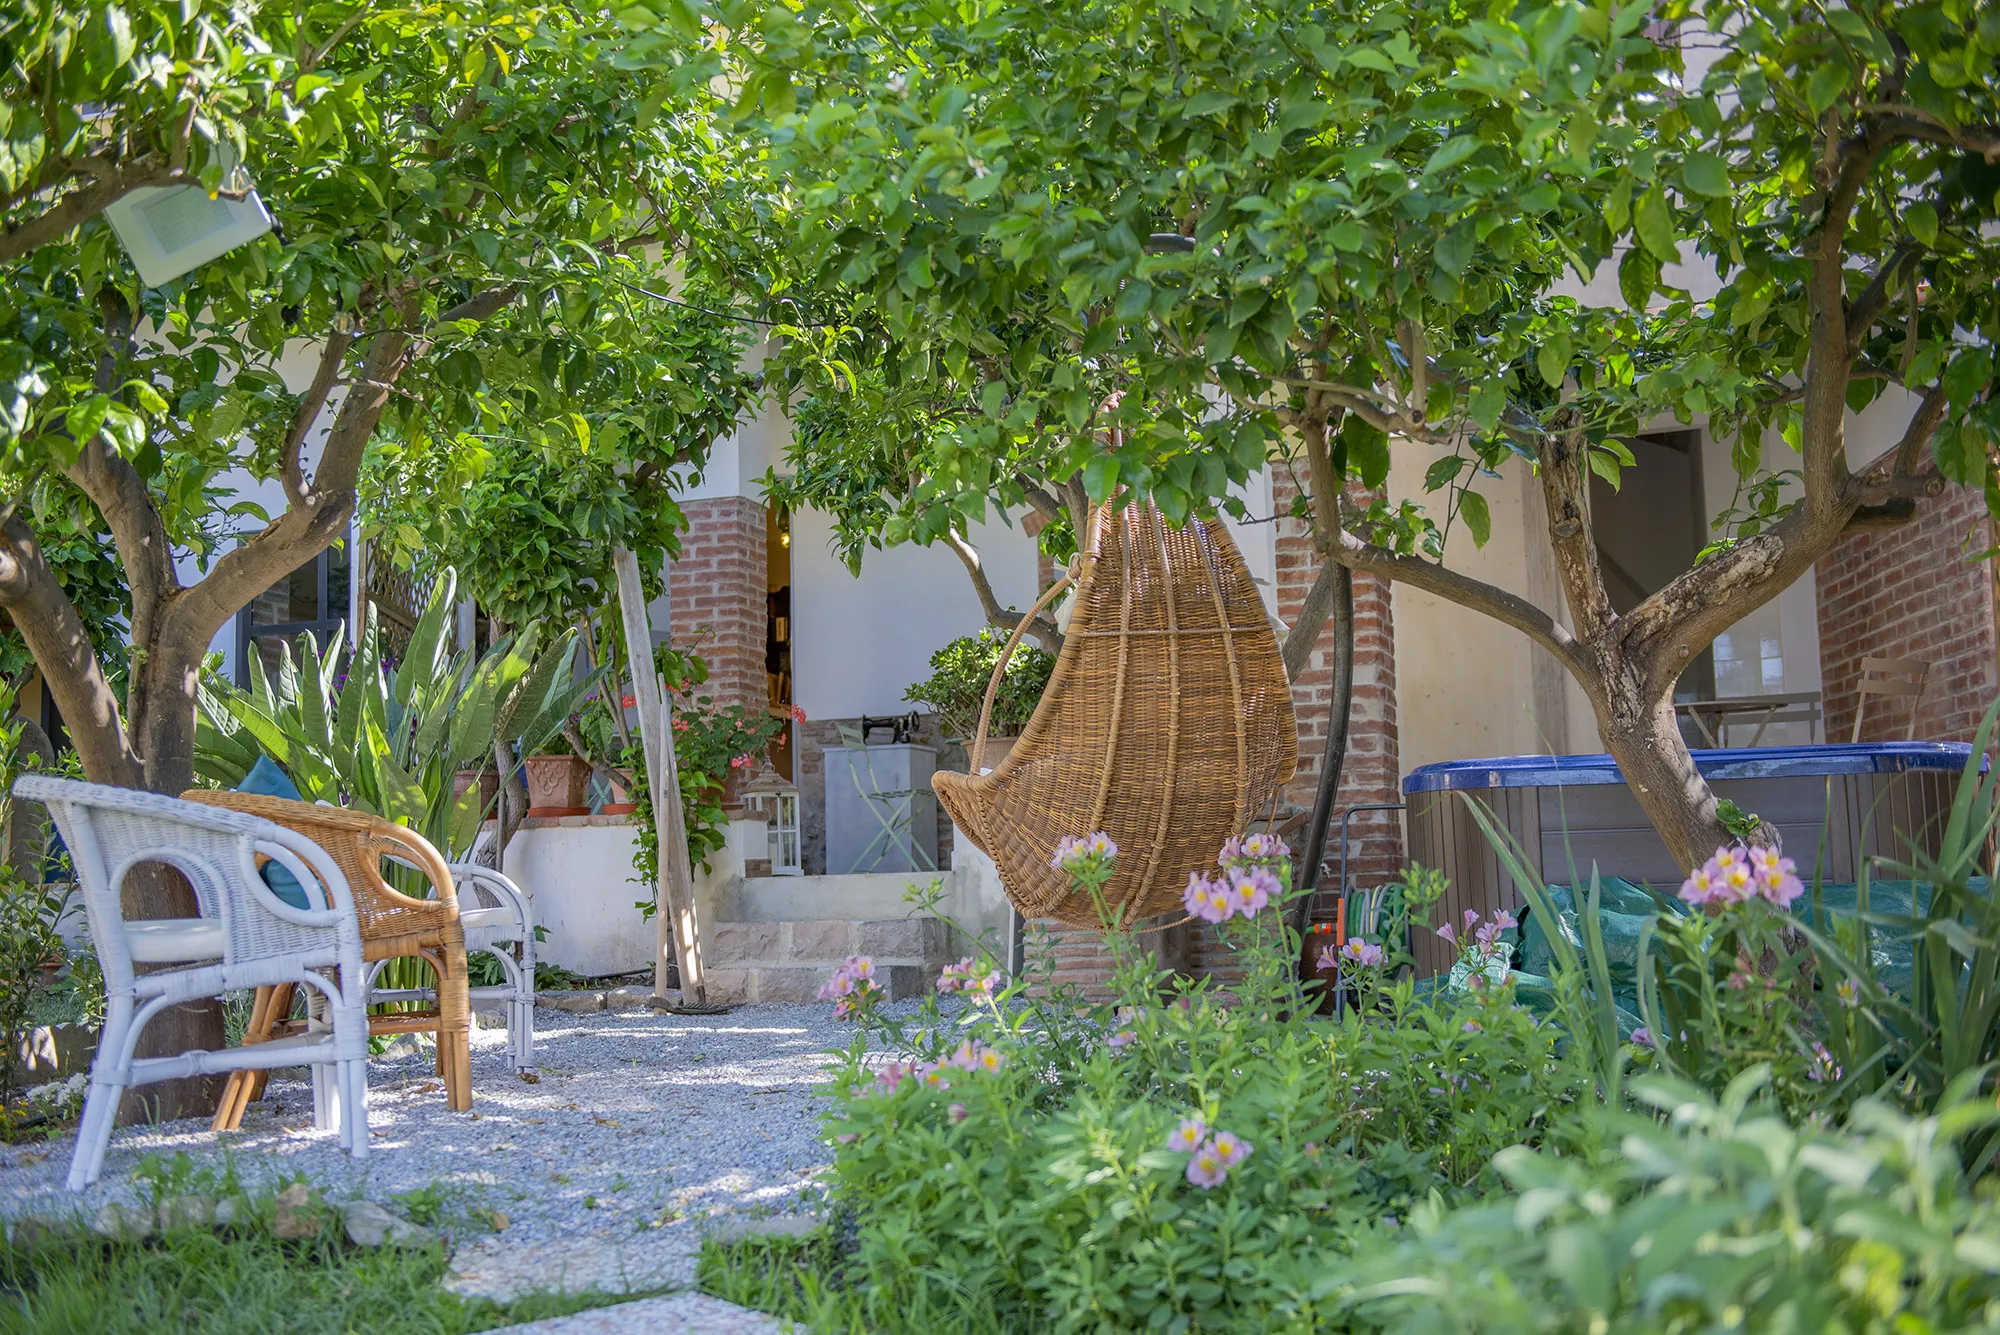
741,763,802,876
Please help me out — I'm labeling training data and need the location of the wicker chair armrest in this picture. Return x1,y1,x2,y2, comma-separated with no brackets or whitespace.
181,790,460,915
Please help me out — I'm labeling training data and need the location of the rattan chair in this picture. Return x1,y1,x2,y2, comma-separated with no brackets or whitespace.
17,777,371,1190
365,862,536,1075
179,790,472,1127
934,500,1298,926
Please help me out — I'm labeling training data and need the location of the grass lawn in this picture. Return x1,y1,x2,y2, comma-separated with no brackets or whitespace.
0,1211,639,1335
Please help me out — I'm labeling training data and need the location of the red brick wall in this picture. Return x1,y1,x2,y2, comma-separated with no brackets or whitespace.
1269,469,1404,923
671,497,769,717
1816,484,1997,744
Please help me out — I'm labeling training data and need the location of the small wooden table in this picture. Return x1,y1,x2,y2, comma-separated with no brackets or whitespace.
1675,692,1824,748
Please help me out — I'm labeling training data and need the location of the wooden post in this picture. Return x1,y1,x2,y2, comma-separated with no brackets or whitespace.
612,547,705,1003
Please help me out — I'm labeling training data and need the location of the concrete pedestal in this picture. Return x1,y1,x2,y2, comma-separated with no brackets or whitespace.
823,744,939,874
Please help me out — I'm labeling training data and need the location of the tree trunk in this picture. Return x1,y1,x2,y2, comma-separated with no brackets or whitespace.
1580,659,1733,875
117,647,226,1123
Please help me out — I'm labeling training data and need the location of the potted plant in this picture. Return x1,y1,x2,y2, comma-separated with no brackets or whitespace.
523,733,592,817
904,630,1056,770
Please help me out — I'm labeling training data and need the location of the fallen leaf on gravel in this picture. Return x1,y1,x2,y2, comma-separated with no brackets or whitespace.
594,1115,622,1128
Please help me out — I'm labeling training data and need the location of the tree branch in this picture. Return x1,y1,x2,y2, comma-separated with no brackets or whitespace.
1535,408,1618,644
1846,243,1926,349
61,292,178,655
1280,556,1340,683
0,515,141,786
280,331,356,508
944,526,1062,652
1328,526,1590,677
0,156,187,266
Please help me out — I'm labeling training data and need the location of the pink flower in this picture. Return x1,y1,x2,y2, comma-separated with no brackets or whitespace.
791,705,808,723
870,1061,911,1095
1183,872,1235,924
1218,833,1289,866
1166,1116,1207,1152
936,956,976,992
730,754,754,769
1750,847,1803,907
1223,866,1279,918
1185,1146,1228,1188
1108,1028,1136,1050
1209,1131,1251,1167
1462,1020,1482,1033
1340,938,1384,968
621,694,637,709
948,1102,967,1124
948,1040,980,1071
1434,922,1458,946
1680,860,1718,905
1051,831,1118,873
1630,1027,1654,1048
1836,978,1860,1008
920,1063,952,1091
819,956,880,1017
1314,943,1340,971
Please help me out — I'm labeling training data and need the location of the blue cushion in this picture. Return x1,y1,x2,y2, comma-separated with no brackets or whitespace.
235,757,312,909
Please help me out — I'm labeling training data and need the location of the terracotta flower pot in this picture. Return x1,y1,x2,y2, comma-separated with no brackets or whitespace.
523,754,592,817
452,767,501,814
600,802,639,816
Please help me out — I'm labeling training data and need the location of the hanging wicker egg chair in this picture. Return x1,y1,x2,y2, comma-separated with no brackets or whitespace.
932,499,1298,927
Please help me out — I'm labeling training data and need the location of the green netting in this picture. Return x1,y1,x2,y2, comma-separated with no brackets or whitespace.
1500,878,1964,1038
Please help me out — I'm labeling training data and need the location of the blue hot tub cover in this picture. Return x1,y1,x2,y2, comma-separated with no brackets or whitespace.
1403,741,1977,795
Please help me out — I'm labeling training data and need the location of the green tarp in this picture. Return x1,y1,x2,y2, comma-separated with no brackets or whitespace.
1501,878,1958,1038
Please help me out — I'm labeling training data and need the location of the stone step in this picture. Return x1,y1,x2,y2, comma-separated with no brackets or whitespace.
704,917,951,968
702,960,933,1005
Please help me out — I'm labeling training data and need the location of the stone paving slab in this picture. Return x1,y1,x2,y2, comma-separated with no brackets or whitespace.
447,1229,701,1304
484,1290,789,1333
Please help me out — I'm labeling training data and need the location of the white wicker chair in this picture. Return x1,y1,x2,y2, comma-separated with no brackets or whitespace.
17,777,371,1191
364,863,537,1073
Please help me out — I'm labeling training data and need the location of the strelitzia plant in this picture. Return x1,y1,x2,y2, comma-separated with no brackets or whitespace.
195,568,599,861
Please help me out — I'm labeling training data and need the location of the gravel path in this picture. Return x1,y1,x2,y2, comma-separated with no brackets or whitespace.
0,1003,860,1306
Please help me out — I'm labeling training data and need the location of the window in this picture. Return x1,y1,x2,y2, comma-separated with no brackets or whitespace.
234,544,350,686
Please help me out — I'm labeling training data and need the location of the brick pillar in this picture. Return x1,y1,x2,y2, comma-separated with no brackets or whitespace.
1268,469,1403,921
670,497,769,717
1816,485,1998,744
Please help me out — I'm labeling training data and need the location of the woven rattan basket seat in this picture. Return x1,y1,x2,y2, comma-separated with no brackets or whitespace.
933,500,1297,926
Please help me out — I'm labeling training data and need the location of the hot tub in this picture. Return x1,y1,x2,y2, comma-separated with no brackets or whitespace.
1401,742,1975,977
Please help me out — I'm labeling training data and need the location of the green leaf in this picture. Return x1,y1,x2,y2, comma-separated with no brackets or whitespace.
1679,151,1730,198
1341,415,1389,489
1633,186,1675,260
1458,488,1490,547
1905,202,1939,247
1934,421,1988,487
1470,380,1507,431
1618,248,1660,310
1536,337,1569,390
1807,61,1852,115
1424,455,1466,491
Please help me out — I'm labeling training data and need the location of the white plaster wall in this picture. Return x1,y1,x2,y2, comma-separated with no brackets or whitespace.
791,505,1042,720
184,337,351,682
499,822,655,976
1391,441,1581,774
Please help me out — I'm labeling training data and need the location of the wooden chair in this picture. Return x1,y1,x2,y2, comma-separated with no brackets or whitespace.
178,790,472,1126
933,500,1297,926
1850,657,1930,742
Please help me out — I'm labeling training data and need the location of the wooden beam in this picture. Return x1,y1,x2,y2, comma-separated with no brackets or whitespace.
612,547,705,1003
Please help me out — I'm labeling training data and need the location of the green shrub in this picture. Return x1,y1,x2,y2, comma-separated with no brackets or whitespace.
720,783,2000,1334
903,629,1055,742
